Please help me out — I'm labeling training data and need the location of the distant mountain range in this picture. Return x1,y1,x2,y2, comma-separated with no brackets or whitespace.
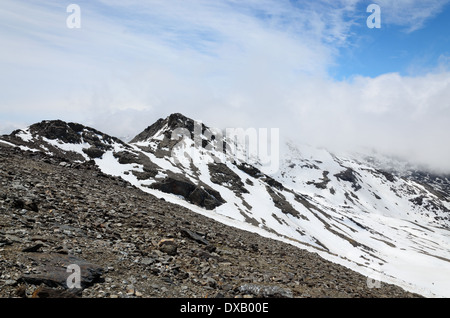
1,113,449,297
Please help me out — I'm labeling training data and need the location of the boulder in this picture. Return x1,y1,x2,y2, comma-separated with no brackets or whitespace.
18,253,103,289
158,239,178,256
82,147,105,159
150,176,225,210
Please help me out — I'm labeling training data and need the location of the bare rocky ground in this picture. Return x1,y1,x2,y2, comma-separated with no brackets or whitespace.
0,145,421,298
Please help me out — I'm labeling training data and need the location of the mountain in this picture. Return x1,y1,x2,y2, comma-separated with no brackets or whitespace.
0,142,420,299
1,113,449,297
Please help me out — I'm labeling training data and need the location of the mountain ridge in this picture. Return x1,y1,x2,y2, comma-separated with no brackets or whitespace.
1,114,449,297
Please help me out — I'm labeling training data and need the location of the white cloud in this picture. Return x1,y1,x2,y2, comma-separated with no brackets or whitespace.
282,72,450,172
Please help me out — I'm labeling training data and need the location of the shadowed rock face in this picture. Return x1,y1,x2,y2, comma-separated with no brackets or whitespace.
334,168,362,191
149,176,226,210
208,163,248,195
4,120,130,162
27,120,126,149
83,147,105,159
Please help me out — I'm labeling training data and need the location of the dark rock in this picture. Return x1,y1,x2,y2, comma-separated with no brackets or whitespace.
262,176,284,191
113,151,140,164
22,243,44,253
204,245,216,253
54,245,69,255
334,168,362,191
150,176,194,199
158,239,178,256
150,176,225,210
410,196,424,206
377,169,396,182
18,253,103,289
188,186,224,210
265,186,300,218
0,236,13,247
235,162,264,178
208,163,248,194
132,169,158,181
15,285,27,298
11,197,39,212
180,228,209,245
82,147,105,159
307,171,331,189
29,120,82,144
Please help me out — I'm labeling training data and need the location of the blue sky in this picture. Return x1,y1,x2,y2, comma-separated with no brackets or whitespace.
1,0,450,170
332,1,450,79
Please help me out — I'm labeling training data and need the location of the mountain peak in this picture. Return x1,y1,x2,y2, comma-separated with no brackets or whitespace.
130,113,209,144
2,119,130,162
26,119,86,144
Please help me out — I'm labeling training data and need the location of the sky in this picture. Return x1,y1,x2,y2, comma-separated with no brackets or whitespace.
1,0,450,171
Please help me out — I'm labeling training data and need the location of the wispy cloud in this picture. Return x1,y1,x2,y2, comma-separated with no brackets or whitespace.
374,0,450,32
0,0,350,115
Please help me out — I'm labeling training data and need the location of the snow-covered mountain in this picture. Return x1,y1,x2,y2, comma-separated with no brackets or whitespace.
1,113,449,297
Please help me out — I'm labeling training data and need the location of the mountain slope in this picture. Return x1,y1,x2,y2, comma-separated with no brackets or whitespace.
0,145,420,298
1,114,449,297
